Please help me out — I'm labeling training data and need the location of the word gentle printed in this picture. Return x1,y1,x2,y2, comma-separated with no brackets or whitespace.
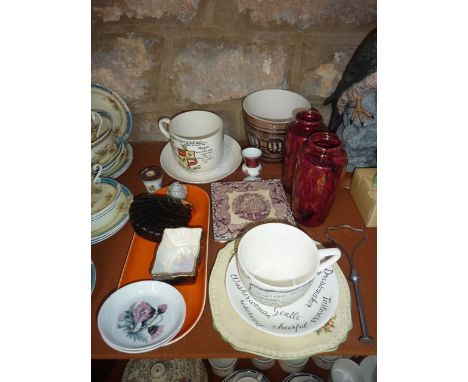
225,256,339,337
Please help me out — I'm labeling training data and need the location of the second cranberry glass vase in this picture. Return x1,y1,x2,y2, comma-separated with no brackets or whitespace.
292,132,348,227
282,109,324,193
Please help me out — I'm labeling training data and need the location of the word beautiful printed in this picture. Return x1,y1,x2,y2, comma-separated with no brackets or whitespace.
228,266,337,336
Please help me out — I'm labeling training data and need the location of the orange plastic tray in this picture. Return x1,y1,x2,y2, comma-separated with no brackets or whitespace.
118,185,210,346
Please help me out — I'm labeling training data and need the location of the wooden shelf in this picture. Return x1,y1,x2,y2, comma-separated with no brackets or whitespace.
92,142,377,360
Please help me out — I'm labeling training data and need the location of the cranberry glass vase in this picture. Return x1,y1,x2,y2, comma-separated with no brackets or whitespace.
292,132,348,227
282,109,324,193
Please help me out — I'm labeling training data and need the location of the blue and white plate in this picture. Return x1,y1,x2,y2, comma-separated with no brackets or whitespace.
91,183,133,245
91,83,132,141
91,261,96,294
102,141,133,179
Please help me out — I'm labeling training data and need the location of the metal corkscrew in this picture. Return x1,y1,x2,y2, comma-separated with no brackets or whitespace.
326,224,374,344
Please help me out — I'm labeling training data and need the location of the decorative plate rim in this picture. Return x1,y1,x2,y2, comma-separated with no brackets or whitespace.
208,240,352,360
102,141,133,179
91,183,133,245
91,82,132,140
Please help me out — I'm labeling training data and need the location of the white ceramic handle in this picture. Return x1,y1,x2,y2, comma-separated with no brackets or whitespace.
316,248,341,272
158,117,171,140
92,111,103,139
92,163,103,184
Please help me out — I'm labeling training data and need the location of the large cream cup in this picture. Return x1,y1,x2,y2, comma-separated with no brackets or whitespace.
236,223,341,307
159,111,224,175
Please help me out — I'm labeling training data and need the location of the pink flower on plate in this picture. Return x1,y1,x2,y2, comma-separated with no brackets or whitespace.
132,301,156,324
157,304,167,314
148,324,165,340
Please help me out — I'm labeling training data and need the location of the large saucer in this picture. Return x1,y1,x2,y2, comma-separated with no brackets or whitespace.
209,240,352,360
160,135,242,184
225,255,339,337
102,140,133,179
91,183,132,245
91,83,132,140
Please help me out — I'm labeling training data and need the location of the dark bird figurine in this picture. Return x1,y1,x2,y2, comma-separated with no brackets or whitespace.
324,27,377,133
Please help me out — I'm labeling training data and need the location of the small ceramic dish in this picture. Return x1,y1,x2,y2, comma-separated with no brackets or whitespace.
151,227,203,283
97,280,186,353
223,369,269,382
282,373,324,382
91,177,123,232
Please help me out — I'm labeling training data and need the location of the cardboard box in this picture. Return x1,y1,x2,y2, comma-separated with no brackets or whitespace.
350,168,377,227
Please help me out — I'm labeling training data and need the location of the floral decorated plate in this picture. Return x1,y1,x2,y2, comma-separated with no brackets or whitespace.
102,140,133,179
91,83,132,140
209,240,352,360
91,183,132,245
98,280,186,353
225,254,339,337
160,135,241,184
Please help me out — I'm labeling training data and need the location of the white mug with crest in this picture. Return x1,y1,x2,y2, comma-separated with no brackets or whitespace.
159,110,224,175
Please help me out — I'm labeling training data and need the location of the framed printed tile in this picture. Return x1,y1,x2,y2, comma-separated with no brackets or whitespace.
210,179,295,242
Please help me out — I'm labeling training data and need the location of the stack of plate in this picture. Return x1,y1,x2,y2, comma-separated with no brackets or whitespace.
209,240,353,359
98,281,186,354
91,83,133,178
91,168,133,245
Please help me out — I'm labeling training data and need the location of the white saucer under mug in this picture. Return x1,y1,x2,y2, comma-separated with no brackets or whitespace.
160,135,241,184
225,255,339,337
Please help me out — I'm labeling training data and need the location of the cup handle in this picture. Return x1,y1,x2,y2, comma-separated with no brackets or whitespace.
316,248,341,272
158,117,171,140
92,163,103,185
92,111,103,139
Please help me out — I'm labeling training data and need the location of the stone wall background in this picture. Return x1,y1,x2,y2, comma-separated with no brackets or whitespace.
92,0,376,142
